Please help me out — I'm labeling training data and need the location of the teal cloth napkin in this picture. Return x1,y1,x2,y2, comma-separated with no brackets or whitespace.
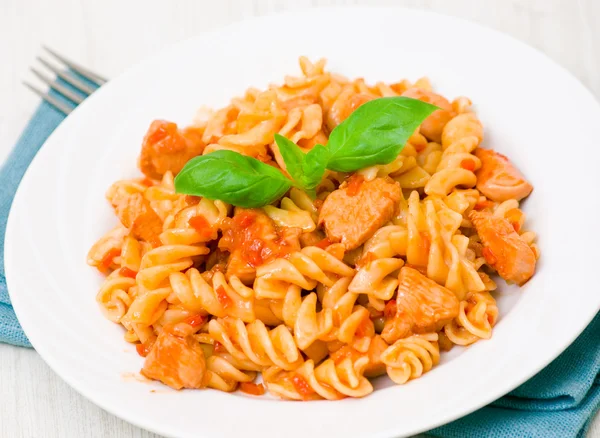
0,74,598,437
0,73,98,347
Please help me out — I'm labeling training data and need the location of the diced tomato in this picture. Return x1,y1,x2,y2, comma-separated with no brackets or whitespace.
141,178,154,187
239,382,266,396
315,237,333,249
313,199,324,210
136,338,155,358
215,285,233,309
511,222,521,233
482,247,498,265
244,239,265,267
414,142,427,153
474,200,494,211
188,215,213,238
119,267,138,278
460,159,476,171
213,341,225,353
291,374,314,399
185,195,201,206
183,314,206,327
346,174,365,197
330,346,360,365
238,212,256,228
383,300,397,319
101,248,121,269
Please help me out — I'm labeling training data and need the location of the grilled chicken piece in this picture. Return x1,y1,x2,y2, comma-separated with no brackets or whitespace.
115,192,163,245
470,210,536,285
318,177,401,251
382,267,459,344
474,148,533,202
141,330,207,390
139,120,205,179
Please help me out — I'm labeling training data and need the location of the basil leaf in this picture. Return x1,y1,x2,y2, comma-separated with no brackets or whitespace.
326,97,438,172
275,134,329,198
174,150,292,208
274,133,304,186
300,144,330,198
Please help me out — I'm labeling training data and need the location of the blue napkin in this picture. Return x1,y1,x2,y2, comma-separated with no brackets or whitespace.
0,73,98,347
1,75,598,438
428,313,600,438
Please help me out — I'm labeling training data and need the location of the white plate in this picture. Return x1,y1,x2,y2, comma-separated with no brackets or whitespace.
6,7,600,438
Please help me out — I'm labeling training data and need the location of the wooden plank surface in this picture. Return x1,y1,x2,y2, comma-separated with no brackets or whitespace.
0,0,598,436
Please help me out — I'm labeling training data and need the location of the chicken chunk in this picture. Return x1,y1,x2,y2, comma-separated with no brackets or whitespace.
401,88,454,143
139,120,205,179
475,148,533,202
470,210,536,285
326,90,374,131
318,177,401,250
382,267,459,344
141,330,207,390
115,192,163,245
219,208,301,284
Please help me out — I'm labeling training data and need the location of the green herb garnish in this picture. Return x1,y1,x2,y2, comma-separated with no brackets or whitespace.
174,97,437,207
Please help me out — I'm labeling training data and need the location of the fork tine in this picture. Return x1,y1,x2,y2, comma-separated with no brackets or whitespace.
42,46,108,85
30,67,85,104
36,57,97,95
23,82,74,115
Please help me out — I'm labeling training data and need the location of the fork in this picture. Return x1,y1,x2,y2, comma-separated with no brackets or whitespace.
23,46,108,115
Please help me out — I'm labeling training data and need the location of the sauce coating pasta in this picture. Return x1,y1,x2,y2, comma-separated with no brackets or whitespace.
88,57,538,398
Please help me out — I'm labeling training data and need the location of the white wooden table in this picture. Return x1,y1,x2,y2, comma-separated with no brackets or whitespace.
1,0,598,436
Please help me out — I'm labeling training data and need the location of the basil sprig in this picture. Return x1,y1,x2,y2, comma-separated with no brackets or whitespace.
175,97,437,207
274,134,330,198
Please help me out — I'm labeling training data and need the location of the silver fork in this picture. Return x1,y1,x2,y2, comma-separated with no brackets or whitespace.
23,46,108,115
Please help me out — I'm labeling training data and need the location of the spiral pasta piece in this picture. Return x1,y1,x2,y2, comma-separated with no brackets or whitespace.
208,318,303,371
263,357,373,401
318,277,374,352
263,197,316,232
96,269,136,322
253,246,354,300
444,292,498,345
169,269,255,323
161,198,230,245
135,244,209,291
424,113,483,196
381,333,440,384
204,355,257,393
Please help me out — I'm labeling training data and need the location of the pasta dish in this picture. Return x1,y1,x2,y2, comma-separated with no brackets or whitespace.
87,57,538,400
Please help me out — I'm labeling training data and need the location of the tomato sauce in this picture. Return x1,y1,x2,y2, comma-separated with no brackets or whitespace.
460,159,476,171
215,285,233,309
346,174,364,196
101,248,121,270
119,267,138,278
188,215,214,239
239,382,266,396
291,374,314,399
220,209,298,270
